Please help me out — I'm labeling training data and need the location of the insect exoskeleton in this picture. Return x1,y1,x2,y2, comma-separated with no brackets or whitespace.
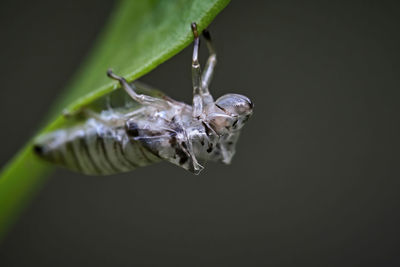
33,22,253,175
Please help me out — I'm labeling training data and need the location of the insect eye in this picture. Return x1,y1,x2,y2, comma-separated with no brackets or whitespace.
215,94,253,117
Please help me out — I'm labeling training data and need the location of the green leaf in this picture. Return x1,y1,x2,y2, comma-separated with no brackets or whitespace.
0,0,230,241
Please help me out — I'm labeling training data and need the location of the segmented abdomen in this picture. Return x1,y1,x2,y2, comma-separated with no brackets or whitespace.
34,120,161,175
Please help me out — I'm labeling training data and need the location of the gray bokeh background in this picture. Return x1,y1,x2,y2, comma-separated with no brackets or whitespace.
1,1,400,266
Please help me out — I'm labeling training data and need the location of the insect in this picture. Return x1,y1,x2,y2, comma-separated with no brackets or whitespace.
33,23,254,175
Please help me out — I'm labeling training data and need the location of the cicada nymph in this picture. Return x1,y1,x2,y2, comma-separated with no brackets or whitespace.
34,23,253,175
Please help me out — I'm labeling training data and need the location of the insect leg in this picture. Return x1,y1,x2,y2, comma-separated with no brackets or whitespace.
201,29,217,93
83,109,127,126
62,107,95,121
191,22,204,118
63,107,123,127
183,135,204,174
107,69,169,109
191,23,216,118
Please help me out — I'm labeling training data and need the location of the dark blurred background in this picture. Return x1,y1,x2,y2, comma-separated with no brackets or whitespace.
1,1,400,266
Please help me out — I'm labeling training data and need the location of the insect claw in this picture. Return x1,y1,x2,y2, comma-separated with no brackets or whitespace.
62,109,75,119
107,68,117,79
107,69,127,84
191,22,199,38
202,29,211,40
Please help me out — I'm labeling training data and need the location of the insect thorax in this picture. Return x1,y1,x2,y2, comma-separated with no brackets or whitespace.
122,101,242,174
